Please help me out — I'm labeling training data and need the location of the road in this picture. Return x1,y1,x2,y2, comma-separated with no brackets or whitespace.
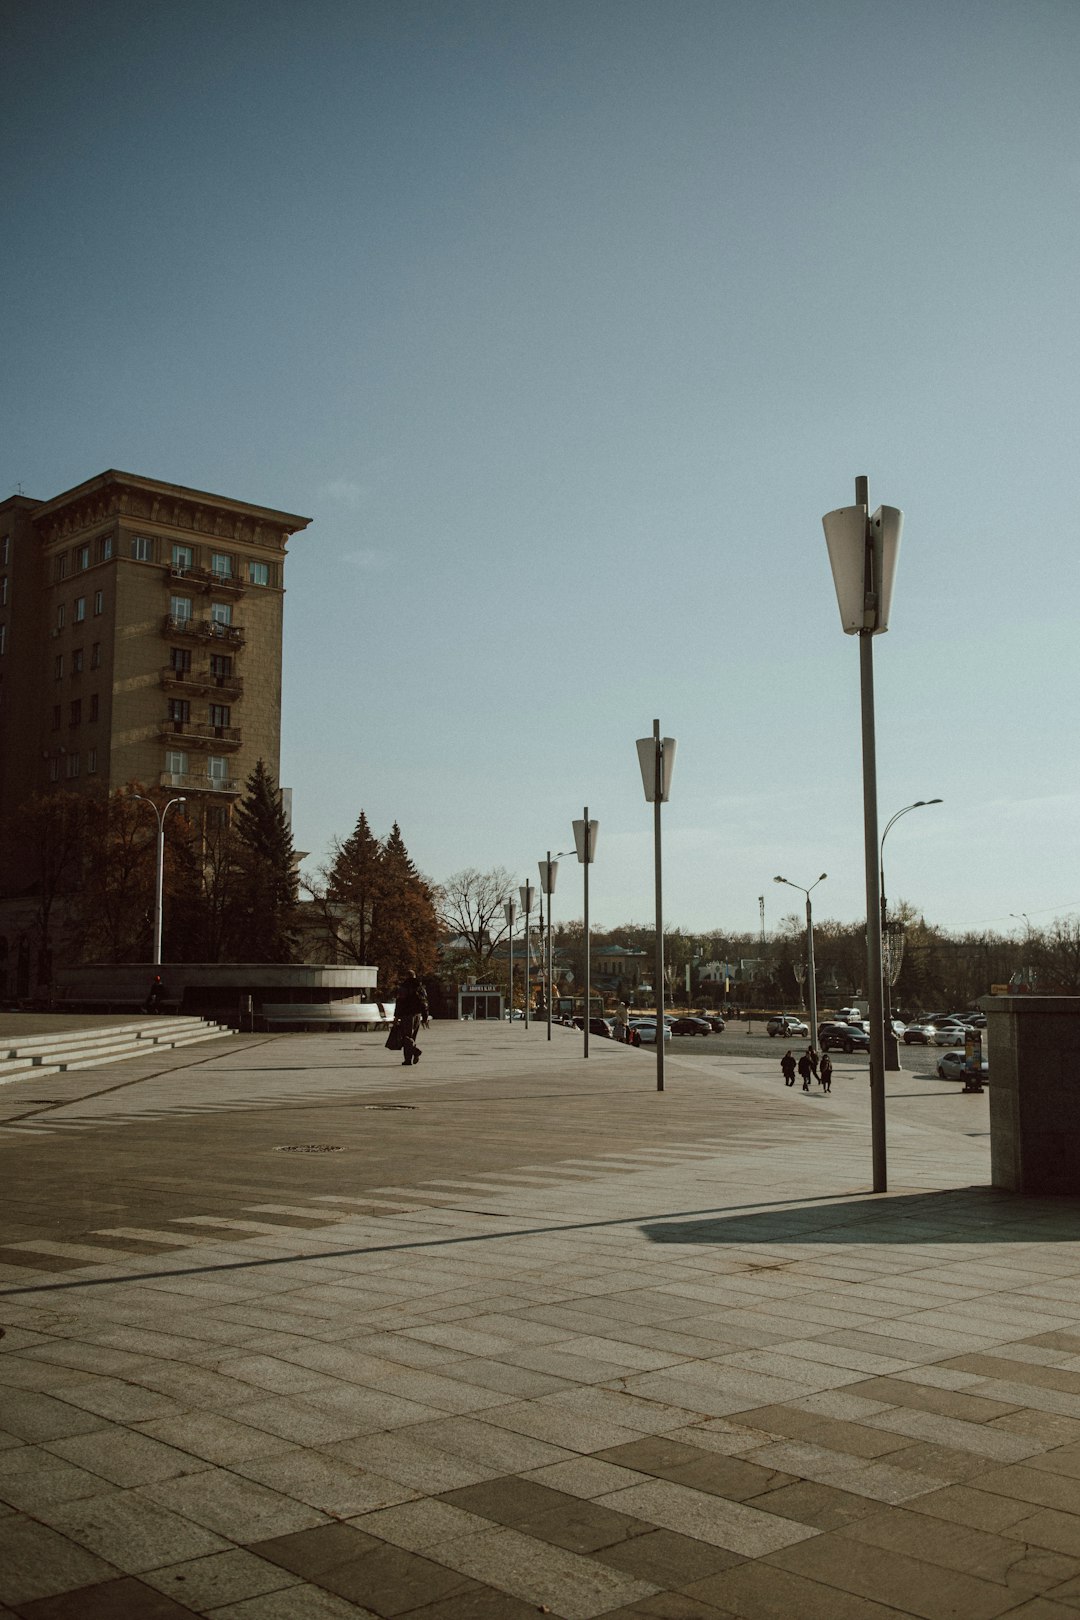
663,1025,959,1083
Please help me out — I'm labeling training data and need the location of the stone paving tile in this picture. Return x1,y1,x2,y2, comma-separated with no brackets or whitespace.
0,1514,119,1606
595,1478,819,1557
133,1410,298,1466
233,1446,421,1516
1008,1509,1080,1558
251,1529,482,1614
44,1427,205,1488
0,1444,114,1510
476,1399,648,1453
412,1522,659,1619
837,1502,1080,1590
0,1389,111,1444
381,1414,577,1474
766,1526,1028,1618
522,1458,654,1498
685,1556,937,1619
321,1432,502,1493
861,1404,1050,1461
140,1547,302,1610
741,1477,886,1532
13,1575,203,1619
142,1468,329,1541
743,1439,947,1504
32,1489,231,1572
208,1586,380,1619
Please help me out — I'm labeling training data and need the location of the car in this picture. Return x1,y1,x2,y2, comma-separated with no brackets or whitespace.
937,1050,990,1082
670,1016,712,1036
836,1006,861,1022
820,1023,870,1053
572,1016,614,1038
767,1015,809,1038
903,1022,938,1045
933,1021,971,1047
629,1020,671,1044
505,1008,526,1020
704,1015,726,1032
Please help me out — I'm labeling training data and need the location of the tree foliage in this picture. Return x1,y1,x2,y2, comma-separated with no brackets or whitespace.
308,813,438,990
224,760,299,962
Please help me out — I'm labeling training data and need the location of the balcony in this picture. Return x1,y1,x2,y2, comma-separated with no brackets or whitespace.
158,718,242,753
166,563,246,598
162,614,246,647
161,665,244,698
160,771,239,796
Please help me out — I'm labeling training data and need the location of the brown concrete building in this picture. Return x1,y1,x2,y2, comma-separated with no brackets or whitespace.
0,470,310,846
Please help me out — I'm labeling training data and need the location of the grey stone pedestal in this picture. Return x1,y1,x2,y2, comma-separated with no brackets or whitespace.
982,995,1080,1192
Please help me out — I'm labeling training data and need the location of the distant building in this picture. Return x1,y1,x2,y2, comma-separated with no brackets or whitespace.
0,470,310,853
591,944,649,993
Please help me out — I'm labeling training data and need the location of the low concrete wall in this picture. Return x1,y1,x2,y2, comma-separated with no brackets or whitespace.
982,995,1080,1193
55,963,378,1022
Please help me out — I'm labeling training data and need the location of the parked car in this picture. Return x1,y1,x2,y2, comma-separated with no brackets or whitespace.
704,1015,726,1032
629,1020,671,1044
933,1021,971,1047
903,1022,938,1045
836,1007,861,1022
820,1023,870,1053
937,1050,989,1082
670,1016,712,1036
572,1016,614,1038
505,1008,525,1020
767,1015,809,1038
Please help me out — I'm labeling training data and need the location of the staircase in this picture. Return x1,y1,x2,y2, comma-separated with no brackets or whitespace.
0,1017,233,1085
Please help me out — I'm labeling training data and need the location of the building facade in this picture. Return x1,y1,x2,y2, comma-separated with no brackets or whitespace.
0,470,310,847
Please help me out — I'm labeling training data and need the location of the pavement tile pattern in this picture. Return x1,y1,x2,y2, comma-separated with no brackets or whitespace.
1,1022,1079,1617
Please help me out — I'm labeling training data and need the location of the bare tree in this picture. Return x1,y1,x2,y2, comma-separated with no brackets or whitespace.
438,867,515,980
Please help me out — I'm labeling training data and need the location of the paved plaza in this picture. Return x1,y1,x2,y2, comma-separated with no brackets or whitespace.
1,1020,1079,1619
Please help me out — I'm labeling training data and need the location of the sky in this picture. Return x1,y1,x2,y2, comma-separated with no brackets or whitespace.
4,0,1079,939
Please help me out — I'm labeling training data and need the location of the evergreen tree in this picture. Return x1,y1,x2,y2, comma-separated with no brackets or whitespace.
227,760,298,961
374,822,438,988
324,810,383,965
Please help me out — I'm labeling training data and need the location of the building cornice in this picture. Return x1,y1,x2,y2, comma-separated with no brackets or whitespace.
31,470,311,551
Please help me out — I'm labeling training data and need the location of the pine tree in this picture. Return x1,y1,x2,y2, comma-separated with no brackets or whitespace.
227,760,298,962
373,823,438,989
325,810,383,965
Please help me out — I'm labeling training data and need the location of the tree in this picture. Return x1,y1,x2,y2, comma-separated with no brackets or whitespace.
0,791,86,990
226,760,298,962
318,810,383,966
371,823,439,988
438,867,515,981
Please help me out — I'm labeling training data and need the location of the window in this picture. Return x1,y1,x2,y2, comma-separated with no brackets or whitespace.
74,596,86,623
210,653,232,678
90,642,101,669
247,560,269,586
49,758,60,783
0,624,5,655
210,601,232,626
209,703,230,729
0,537,8,565
88,748,98,773
169,646,191,673
170,595,192,623
131,535,153,561
171,543,193,571
69,699,81,726
93,590,103,616
54,653,64,680
98,534,113,562
56,603,65,630
0,577,7,606
65,752,80,779
207,755,228,782
89,693,99,722
77,545,90,571
54,552,69,580
211,552,232,578
166,749,188,776
51,705,61,731
71,648,84,674
168,698,190,724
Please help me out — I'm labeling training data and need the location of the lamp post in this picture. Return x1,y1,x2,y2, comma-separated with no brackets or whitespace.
132,793,186,965
504,897,517,1023
880,799,942,1068
518,882,536,1028
774,874,826,1042
823,475,903,1193
636,719,677,1092
538,853,558,1042
572,808,599,1057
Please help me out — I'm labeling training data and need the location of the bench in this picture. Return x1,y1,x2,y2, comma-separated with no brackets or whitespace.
259,1002,392,1031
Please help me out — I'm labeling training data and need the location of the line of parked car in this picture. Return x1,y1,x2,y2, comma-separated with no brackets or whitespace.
765,1009,988,1055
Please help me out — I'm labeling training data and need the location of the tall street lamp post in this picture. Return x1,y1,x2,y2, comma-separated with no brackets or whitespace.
132,794,186,966
636,719,677,1093
880,799,942,1068
504,896,517,1023
774,874,826,1042
823,475,903,1193
572,808,599,1058
518,881,536,1028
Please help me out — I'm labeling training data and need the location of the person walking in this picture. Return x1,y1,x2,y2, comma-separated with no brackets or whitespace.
392,971,430,1067
797,1051,812,1091
781,1049,797,1086
819,1052,833,1093
806,1045,819,1081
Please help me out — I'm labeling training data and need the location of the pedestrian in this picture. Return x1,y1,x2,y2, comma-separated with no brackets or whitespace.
806,1045,819,1081
819,1052,833,1093
143,974,164,1014
391,971,430,1067
781,1049,797,1086
797,1051,812,1091
614,1002,629,1043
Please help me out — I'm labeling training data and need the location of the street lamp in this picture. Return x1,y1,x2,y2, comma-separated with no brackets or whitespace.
518,881,536,1028
880,799,942,1068
774,873,826,1042
636,719,677,1092
823,474,903,1193
132,793,186,965
504,897,517,1024
572,808,599,1058
538,849,574,1042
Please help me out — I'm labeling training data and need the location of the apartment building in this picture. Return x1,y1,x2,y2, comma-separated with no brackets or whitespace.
0,470,310,847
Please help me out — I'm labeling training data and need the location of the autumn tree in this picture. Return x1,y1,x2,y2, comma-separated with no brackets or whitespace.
372,823,439,988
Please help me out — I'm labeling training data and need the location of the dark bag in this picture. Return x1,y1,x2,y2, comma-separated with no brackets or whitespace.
385,1023,404,1051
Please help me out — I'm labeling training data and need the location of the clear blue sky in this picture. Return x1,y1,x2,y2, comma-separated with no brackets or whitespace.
5,0,1078,938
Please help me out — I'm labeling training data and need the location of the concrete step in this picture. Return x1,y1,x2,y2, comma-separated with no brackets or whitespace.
1,1016,210,1057
0,1021,232,1085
